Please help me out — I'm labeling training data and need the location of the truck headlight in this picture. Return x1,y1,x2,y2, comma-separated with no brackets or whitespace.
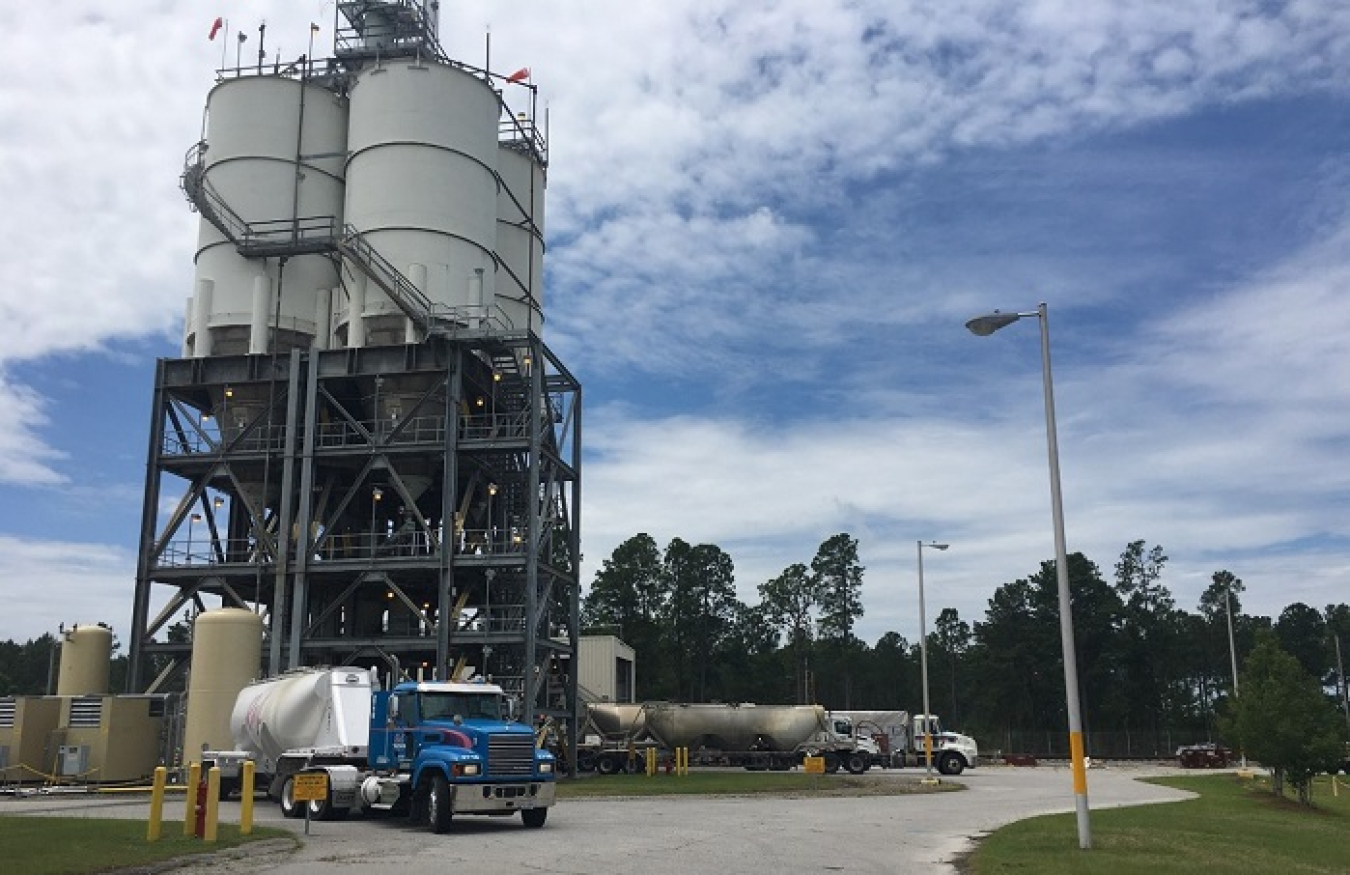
456,763,480,777
538,762,553,774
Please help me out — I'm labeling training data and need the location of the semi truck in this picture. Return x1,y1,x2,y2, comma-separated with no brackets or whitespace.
578,701,880,774
204,667,556,832
834,710,979,775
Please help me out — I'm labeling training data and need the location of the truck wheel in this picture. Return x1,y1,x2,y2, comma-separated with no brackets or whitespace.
844,752,868,775
427,774,454,834
824,753,841,774
308,790,334,821
596,755,621,776
218,778,239,801
280,776,304,819
521,807,548,829
937,752,965,776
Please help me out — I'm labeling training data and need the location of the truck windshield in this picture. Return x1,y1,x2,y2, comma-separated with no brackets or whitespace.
420,692,503,722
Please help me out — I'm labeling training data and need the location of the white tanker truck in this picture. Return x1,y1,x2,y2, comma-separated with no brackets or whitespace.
202,667,556,832
578,702,881,775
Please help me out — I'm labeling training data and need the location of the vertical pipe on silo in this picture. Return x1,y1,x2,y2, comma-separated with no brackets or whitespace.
313,288,332,350
249,277,272,354
349,274,367,348
407,263,427,343
194,279,215,358
469,269,485,328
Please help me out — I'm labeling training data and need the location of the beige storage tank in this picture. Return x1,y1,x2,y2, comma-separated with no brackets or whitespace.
182,609,263,763
56,624,112,696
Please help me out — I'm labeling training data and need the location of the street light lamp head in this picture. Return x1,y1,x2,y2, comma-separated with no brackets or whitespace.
965,311,1024,336
926,542,950,551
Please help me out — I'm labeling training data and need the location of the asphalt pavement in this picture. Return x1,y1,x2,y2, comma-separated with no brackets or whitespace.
2,762,1204,874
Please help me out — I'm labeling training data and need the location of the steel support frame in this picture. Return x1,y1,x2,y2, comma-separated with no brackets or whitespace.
127,332,580,734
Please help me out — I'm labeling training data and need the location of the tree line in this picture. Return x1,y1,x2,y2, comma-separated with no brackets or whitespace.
581,533,1350,757
4,532,1346,761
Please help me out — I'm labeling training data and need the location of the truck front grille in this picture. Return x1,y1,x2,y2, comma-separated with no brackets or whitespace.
488,733,535,777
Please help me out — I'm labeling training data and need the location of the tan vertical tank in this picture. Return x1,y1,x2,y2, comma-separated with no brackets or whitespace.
56,624,112,696
182,609,264,763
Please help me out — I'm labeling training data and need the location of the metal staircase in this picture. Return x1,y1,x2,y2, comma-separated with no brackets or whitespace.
180,143,440,333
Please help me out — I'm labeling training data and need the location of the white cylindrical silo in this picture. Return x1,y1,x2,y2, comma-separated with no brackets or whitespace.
342,61,500,344
190,76,348,357
182,609,264,763
495,140,546,333
56,624,112,696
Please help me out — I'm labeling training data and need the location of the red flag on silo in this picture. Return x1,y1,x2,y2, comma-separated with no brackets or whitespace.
209,17,224,40
507,67,530,83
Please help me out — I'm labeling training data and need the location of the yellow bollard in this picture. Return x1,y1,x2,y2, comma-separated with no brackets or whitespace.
146,766,167,842
240,761,255,835
204,767,221,843
184,763,201,837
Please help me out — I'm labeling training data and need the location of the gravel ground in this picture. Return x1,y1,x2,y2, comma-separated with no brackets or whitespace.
2,761,1214,874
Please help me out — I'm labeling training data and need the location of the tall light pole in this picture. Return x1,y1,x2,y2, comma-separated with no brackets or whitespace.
917,540,949,785
1224,580,1249,771
966,302,1091,850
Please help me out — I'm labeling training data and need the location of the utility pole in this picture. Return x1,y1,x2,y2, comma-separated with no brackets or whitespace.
1335,633,1349,731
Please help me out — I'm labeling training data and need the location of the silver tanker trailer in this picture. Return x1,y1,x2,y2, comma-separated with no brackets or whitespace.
579,702,879,774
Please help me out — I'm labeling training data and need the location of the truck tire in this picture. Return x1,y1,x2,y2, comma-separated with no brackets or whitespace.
937,752,965,776
308,788,334,821
427,773,454,834
844,752,869,775
218,777,239,801
823,753,841,774
596,754,621,776
280,776,304,819
521,807,548,828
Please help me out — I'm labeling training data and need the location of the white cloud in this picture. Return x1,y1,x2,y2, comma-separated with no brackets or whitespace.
3,1,1350,645
0,536,135,643
0,371,67,486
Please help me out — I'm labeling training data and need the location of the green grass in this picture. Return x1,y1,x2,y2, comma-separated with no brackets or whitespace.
556,769,960,798
0,816,296,875
965,774,1350,874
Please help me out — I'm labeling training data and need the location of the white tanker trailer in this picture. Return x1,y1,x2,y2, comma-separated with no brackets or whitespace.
579,702,878,775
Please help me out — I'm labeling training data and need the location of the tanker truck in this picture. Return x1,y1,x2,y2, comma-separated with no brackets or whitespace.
579,702,879,774
203,667,556,832
835,710,979,776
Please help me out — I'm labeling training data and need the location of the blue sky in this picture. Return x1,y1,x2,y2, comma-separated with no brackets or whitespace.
2,1,1348,647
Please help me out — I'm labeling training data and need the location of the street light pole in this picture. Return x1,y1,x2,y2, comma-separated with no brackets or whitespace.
966,302,1091,850
1224,582,1250,770
917,540,949,785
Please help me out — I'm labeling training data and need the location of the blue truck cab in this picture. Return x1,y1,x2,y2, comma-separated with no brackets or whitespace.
292,676,556,833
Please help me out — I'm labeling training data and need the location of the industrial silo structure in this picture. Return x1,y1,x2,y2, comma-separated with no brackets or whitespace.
340,59,501,346
184,75,348,358
129,0,580,768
